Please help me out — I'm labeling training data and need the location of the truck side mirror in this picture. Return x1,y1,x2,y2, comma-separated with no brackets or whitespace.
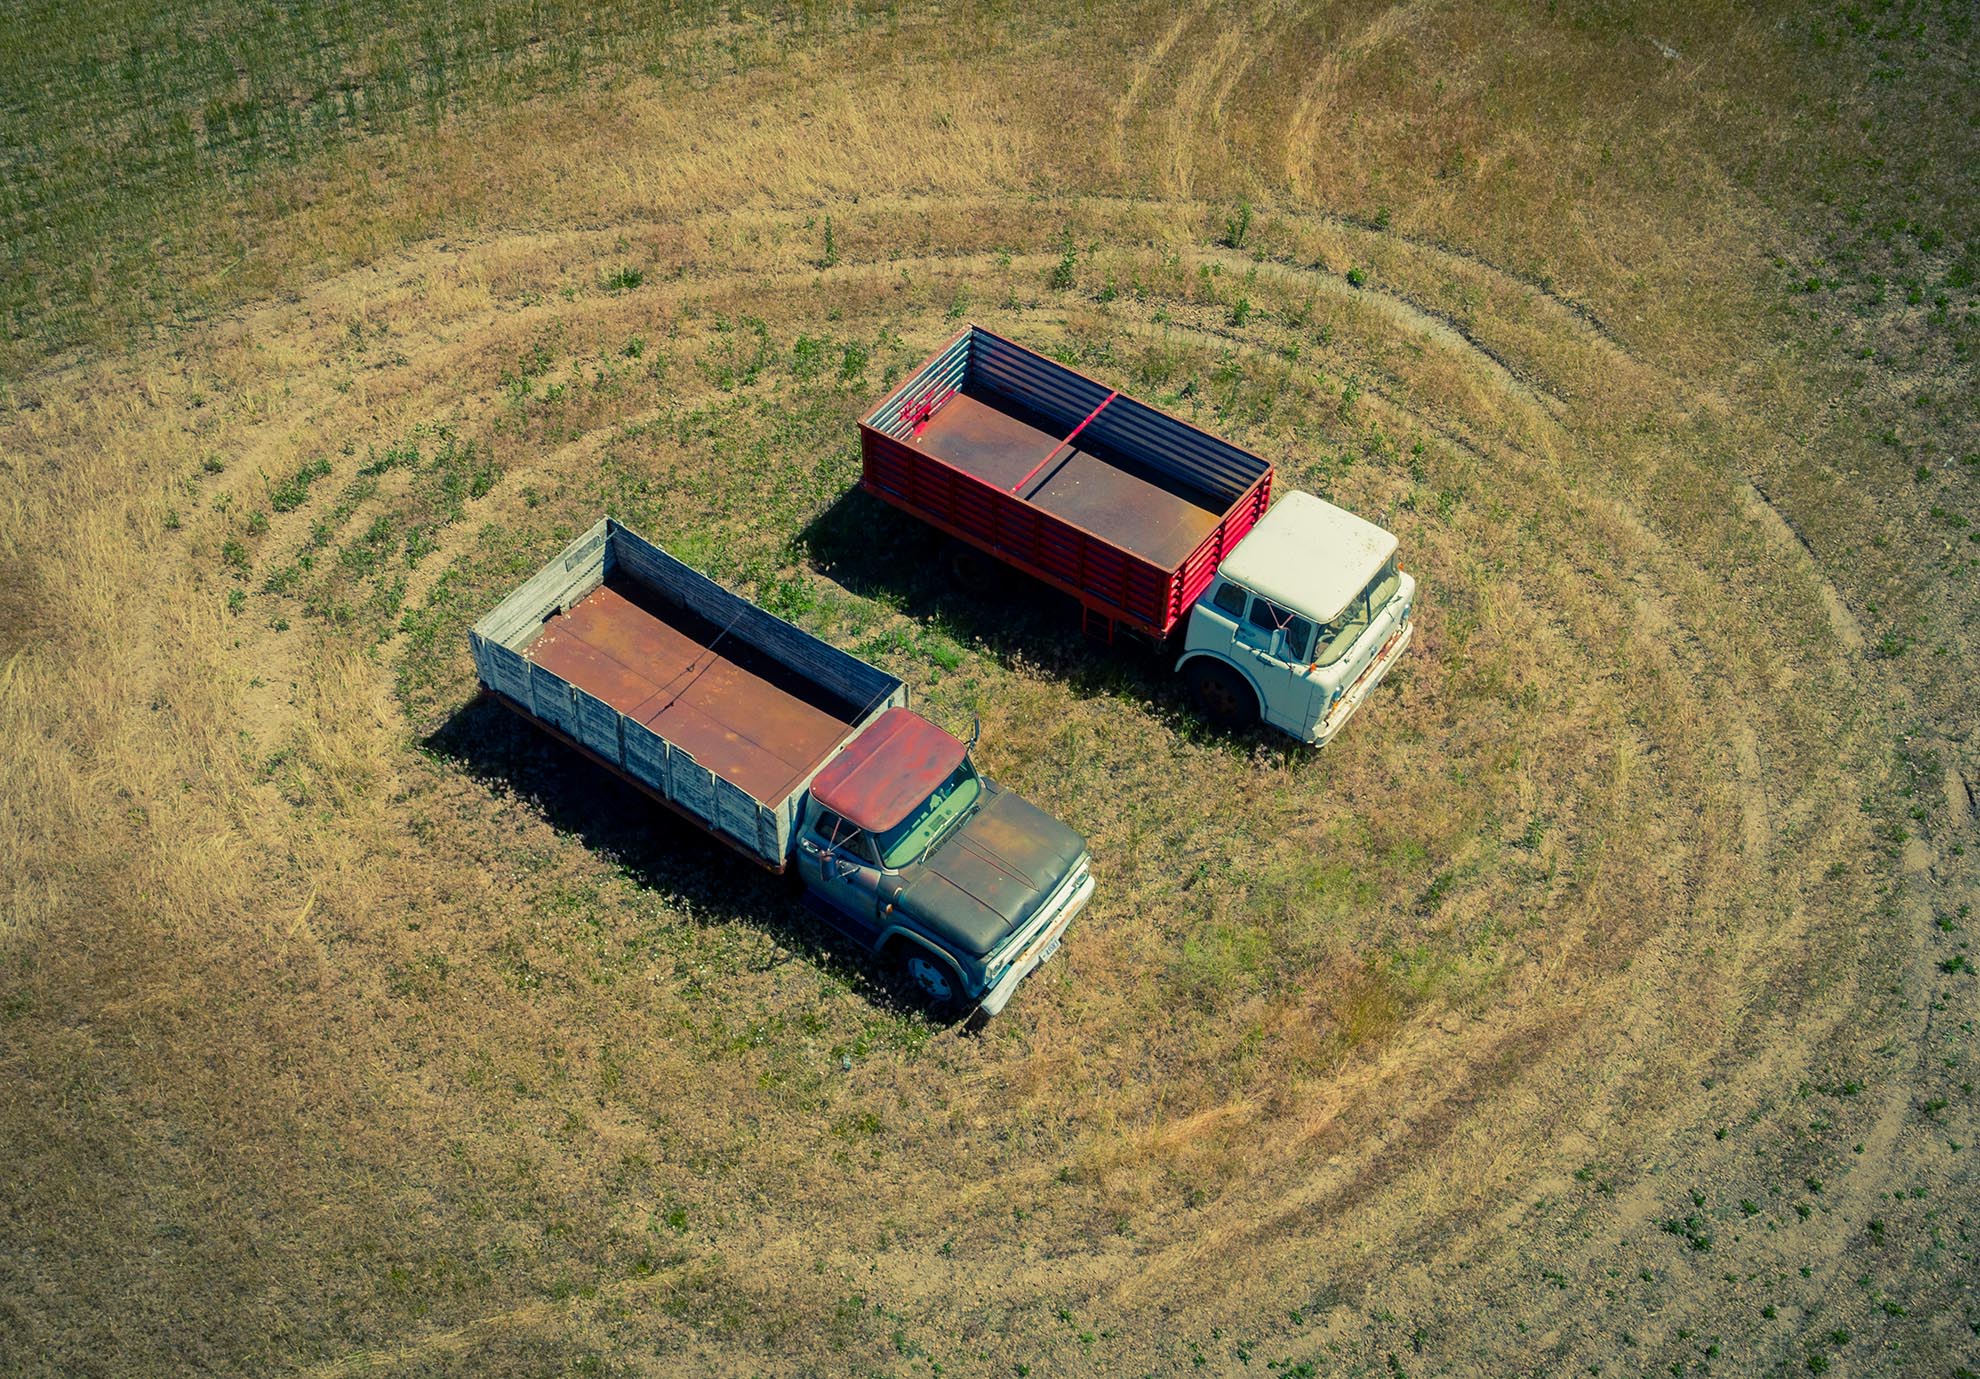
966,714,981,754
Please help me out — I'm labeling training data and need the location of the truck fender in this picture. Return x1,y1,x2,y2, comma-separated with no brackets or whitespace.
876,927,970,990
1173,649,1265,707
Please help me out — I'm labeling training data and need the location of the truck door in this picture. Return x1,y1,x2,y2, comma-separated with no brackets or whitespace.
1235,596,1319,725
796,807,885,939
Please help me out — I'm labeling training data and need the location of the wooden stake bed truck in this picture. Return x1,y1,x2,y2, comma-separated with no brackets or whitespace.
470,518,1093,1020
859,325,1416,745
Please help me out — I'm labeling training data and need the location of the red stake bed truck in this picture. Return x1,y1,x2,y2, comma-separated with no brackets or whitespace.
470,517,1093,1020
859,325,1416,745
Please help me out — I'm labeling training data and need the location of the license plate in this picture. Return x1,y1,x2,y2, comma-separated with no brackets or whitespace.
1038,937,1062,966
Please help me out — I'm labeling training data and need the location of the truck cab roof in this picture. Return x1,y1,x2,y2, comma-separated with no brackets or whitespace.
1217,490,1399,622
810,707,969,833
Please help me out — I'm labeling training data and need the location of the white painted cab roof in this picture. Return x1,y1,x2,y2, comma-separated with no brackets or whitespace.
1217,490,1398,622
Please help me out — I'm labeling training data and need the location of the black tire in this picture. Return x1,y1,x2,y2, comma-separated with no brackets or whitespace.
895,945,967,1019
944,540,1001,598
1184,658,1258,729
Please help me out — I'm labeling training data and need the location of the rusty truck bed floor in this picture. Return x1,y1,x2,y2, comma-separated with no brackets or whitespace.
525,580,855,805
913,385,1221,568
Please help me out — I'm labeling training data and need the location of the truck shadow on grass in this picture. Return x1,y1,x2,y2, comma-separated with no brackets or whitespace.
423,692,970,1026
799,488,1282,754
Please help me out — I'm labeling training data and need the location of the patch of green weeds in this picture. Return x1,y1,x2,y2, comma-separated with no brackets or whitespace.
1048,226,1077,291
791,333,829,381
270,456,332,512
1175,922,1269,1006
1659,1214,1714,1251
1221,200,1252,249
699,315,774,390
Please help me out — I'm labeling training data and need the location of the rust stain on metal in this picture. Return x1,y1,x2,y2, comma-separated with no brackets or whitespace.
528,581,853,805
809,707,967,833
911,386,1062,487
1021,446,1219,568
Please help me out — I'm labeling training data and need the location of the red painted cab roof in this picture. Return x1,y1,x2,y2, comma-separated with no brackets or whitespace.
810,707,968,833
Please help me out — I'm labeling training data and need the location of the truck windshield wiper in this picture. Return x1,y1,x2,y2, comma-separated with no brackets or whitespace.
911,793,982,869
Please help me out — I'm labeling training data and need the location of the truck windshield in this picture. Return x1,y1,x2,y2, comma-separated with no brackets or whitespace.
875,762,983,868
1313,555,1403,667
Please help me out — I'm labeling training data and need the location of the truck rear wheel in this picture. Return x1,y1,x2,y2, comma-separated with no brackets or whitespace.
945,541,1001,597
1184,659,1258,729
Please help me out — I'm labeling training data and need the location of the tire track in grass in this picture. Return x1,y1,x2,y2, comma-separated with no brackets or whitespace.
1282,2,1426,202
1052,300,1890,1375
1162,22,1250,198
137,172,1917,1376
221,187,1626,409
233,217,1570,679
1110,8,1198,178
297,1257,724,1379
1741,479,1867,653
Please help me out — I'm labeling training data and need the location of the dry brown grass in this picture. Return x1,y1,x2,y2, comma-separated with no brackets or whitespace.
3,3,1975,1376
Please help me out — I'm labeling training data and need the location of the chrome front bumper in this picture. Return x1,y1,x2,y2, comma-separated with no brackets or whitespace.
1311,617,1414,746
974,862,1095,1018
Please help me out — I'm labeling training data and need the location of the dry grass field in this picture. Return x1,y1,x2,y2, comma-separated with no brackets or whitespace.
3,2,1976,1375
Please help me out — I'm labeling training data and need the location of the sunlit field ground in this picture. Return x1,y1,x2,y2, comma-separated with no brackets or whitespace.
3,3,1975,1375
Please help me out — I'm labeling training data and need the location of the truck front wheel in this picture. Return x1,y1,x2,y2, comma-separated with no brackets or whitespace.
895,947,964,1018
1184,659,1258,729
902,954,954,1006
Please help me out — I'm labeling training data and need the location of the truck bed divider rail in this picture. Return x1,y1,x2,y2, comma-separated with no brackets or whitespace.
1010,389,1119,495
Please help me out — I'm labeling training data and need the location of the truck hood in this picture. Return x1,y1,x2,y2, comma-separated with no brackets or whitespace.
894,782,1087,959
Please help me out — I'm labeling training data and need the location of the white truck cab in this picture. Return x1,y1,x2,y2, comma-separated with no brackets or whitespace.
1176,491,1416,745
